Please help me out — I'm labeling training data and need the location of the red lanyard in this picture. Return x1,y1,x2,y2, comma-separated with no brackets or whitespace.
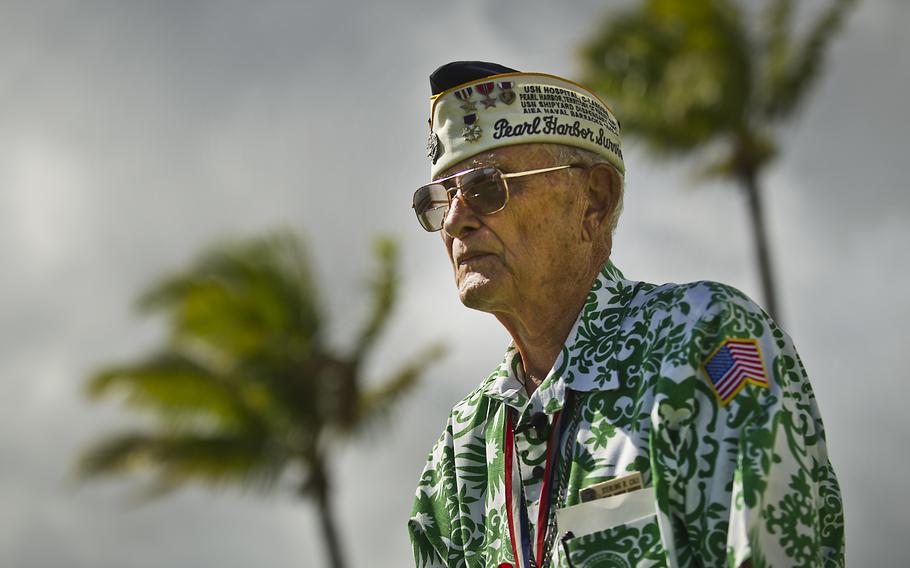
504,408,563,568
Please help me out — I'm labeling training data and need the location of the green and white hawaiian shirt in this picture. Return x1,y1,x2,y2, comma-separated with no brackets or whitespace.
408,262,843,568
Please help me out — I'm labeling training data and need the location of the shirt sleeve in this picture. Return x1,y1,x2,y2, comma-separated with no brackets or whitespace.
408,423,457,568
656,283,844,567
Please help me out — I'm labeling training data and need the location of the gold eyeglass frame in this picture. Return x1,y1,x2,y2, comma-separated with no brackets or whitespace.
412,164,584,232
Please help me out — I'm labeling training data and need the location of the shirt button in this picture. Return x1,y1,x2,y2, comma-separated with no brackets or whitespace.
532,465,546,480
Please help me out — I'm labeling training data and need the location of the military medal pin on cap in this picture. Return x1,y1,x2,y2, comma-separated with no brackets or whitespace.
475,81,497,108
498,80,515,105
454,87,476,113
426,121,441,163
462,113,481,142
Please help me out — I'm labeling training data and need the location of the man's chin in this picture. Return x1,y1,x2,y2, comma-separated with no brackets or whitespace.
456,273,502,311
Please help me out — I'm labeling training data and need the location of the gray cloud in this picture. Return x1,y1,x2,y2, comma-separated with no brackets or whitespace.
0,0,906,566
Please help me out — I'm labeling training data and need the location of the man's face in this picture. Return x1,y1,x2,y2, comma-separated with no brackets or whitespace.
439,144,591,316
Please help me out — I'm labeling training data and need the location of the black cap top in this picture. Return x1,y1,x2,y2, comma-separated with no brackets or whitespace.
430,61,519,96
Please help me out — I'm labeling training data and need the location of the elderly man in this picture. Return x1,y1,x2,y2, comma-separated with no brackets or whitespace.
408,61,843,568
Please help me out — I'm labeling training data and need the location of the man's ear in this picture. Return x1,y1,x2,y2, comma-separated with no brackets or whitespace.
581,163,620,242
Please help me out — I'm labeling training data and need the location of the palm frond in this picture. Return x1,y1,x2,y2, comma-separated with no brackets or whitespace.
762,0,858,120
758,0,795,114
78,432,164,477
77,431,288,493
87,350,262,427
351,237,399,364
579,0,755,155
347,343,446,436
138,230,323,363
79,228,438,545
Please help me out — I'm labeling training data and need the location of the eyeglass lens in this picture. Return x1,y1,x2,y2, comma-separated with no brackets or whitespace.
413,167,506,231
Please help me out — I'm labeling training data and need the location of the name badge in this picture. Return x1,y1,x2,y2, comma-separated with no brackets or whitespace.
579,471,643,503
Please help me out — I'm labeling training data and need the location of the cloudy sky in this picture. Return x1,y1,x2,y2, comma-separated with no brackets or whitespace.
1,0,907,566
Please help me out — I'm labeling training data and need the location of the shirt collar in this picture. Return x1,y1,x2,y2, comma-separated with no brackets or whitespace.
482,261,640,414
481,344,529,409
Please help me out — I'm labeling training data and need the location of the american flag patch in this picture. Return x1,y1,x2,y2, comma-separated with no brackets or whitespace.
702,338,769,405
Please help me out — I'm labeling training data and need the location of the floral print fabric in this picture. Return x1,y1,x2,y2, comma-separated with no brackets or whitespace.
408,262,843,567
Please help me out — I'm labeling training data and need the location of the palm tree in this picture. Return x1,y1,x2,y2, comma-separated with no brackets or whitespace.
579,0,856,320
77,230,444,568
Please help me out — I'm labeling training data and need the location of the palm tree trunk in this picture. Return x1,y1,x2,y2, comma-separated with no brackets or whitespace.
310,462,347,568
739,168,781,323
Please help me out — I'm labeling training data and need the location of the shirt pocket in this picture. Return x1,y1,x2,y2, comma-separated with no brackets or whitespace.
559,513,666,568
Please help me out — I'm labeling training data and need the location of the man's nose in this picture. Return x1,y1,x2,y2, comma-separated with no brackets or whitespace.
442,190,481,238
